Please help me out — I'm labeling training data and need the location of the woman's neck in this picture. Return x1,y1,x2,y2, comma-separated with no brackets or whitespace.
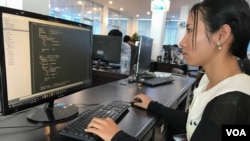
204,57,242,90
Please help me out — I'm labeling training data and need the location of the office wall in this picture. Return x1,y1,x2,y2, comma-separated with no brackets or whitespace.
0,0,49,15
23,0,49,15
0,0,22,9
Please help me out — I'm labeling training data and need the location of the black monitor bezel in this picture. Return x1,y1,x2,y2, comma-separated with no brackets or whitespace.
0,6,93,115
92,34,122,64
135,36,153,74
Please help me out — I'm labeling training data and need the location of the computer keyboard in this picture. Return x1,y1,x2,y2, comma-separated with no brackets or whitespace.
139,77,174,86
59,101,130,141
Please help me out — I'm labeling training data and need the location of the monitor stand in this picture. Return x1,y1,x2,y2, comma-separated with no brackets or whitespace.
27,100,78,124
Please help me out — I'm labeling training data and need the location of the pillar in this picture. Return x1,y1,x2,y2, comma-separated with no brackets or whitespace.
149,0,169,61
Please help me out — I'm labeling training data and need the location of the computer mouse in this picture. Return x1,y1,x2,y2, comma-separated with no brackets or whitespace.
133,97,142,103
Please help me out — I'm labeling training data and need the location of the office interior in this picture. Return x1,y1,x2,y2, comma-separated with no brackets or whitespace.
2,0,250,59
0,1,249,141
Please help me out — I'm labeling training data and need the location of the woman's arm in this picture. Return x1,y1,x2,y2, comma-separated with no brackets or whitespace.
148,101,188,130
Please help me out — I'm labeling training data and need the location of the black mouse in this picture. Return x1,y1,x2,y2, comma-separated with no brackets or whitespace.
133,97,142,103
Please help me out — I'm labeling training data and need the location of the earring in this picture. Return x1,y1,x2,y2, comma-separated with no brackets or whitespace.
217,41,222,50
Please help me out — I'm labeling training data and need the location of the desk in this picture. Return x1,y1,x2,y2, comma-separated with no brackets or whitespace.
0,75,195,141
92,68,129,87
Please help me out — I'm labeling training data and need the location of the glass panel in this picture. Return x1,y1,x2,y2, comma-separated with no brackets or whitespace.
50,0,84,22
93,21,102,34
120,19,128,36
164,21,178,45
108,9,120,28
83,0,94,22
93,3,102,23
138,19,151,37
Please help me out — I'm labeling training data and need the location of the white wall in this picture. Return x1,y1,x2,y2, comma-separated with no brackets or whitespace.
0,0,22,9
23,0,49,15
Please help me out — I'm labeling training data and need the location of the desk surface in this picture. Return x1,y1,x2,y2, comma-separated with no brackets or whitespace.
0,75,195,141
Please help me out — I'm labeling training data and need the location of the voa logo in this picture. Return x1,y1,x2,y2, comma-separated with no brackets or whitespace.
226,129,247,136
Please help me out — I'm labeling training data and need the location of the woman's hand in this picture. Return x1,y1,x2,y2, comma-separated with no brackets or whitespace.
85,117,120,141
132,93,152,109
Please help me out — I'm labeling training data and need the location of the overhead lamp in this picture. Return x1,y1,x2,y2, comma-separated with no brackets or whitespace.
77,1,83,5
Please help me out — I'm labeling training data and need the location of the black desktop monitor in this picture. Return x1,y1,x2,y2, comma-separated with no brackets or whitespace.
135,36,153,74
0,6,93,124
92,35,122,64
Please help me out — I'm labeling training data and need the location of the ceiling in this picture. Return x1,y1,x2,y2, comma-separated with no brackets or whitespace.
50,0,250,20
91,0,250,19
91,0,200,20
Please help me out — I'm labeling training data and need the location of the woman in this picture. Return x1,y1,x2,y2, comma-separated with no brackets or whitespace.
85,0,250,140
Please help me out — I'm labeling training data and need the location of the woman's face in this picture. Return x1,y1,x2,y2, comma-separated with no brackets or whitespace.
179,12,217,66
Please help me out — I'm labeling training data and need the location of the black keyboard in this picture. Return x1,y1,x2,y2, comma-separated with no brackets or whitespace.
59,101,130,141
139,77,174,86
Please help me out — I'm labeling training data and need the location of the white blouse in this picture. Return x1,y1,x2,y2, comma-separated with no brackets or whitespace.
186,73,250,140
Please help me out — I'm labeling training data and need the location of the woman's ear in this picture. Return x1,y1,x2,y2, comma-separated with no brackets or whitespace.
218,24,232,44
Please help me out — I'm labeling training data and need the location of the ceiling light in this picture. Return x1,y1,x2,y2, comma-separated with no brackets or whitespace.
54,7,59,11
147,11,151,15
109,1,113,4
120,8,123,11
136,14,139,17
77,1,82,5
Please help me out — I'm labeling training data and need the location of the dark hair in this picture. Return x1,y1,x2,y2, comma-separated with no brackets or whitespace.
108,29,122,37
123,35,131,42
238,58,250,75
190,0,250,59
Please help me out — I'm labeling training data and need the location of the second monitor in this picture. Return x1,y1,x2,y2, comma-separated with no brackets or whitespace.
92,35,122,68
135,36,153,74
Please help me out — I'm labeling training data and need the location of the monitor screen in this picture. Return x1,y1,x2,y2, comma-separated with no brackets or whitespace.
135,36,153,74
0,6,92,124
92,35,122,64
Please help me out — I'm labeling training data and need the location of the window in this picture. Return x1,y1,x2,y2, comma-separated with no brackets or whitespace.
49,0,103,34
138,19,151,37
164,20,178,45
108,9,121,32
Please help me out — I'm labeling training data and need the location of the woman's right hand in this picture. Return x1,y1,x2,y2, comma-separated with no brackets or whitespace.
132,94,152,109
